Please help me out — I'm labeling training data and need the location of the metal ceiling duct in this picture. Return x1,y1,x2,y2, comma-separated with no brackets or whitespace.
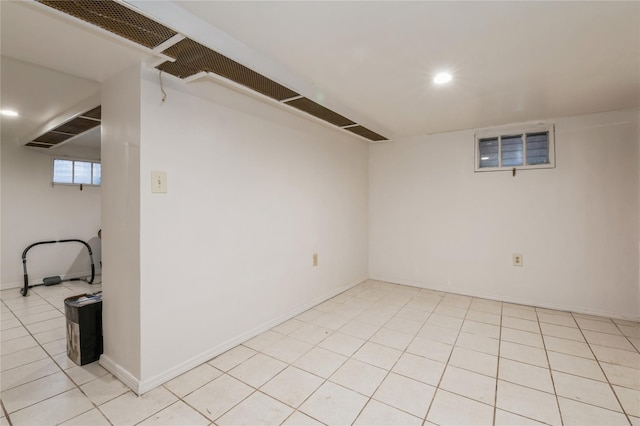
35,1,388,142
26,107,101,149
158,38,300,102
344,125,387,142
37,0,176,49
284,97,356,128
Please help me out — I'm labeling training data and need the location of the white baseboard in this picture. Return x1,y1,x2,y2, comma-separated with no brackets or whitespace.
371,275,640,322
1,270,101,291
99,354,141,394
0,282,22,291
105,277,364,395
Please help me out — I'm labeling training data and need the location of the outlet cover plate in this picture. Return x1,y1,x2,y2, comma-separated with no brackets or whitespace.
513,253,523,267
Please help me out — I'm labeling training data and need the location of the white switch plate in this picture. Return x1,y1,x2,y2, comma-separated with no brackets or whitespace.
513,253,523,267
151,171,167,193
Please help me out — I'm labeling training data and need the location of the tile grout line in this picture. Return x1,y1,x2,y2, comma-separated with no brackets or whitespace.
161,383,208,421
289,285,417,425
490,306,560,425
271,285,441,424
422,295,468,424
361,288,446,422
2,281,637,425
502,312,631,420
536,306,565,426
277,282,386,425
348,289,434,425
152,292,426,423
192,302,347,424
179,285,376,425
336,296,574,423
129,399,187,426
492,299,503,425
213,359,288,423
495,307,568,424
0,399,13,426
570,312,633,425
2,285,108,425
279,288,375,424
8,282,364,423
611,318,640,355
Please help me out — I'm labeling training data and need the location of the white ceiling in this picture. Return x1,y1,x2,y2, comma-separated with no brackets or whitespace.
1,0,638,144
0,0,149,146
175,1,640,137
0,56,99,143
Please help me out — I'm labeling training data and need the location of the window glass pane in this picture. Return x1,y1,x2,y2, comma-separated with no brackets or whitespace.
526,132,549,165
53,159,73,183
74,161,92,184
501,135,523,167
92,163,102,185
478,137,499,168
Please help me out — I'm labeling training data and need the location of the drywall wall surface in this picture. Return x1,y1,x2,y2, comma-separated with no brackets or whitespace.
137,67,369,383
370,109,639,319
0,140,101,289
100,64,142,380
1,73,3,295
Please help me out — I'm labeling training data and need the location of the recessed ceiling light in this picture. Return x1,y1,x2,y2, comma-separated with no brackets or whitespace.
1,109,19,117
434,72,453,85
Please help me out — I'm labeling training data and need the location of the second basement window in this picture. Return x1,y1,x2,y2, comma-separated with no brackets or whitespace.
475,124,555,172
53,158,101,186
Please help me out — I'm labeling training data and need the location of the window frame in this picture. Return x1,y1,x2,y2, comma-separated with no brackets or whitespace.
52,157,102,187
474,123,555,172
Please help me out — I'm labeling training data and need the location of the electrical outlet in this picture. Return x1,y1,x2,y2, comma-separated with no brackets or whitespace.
312,253,318,267
513,253,523,267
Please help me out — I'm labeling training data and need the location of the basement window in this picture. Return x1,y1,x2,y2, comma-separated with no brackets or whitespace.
53,158,101,186
475,124,555,172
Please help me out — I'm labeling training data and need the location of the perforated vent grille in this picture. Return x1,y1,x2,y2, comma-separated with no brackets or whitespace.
26,142,57,149
35,0,389,142
56,117,100,135
83,106,102,120
345,125,387,142
37,0,176,49
284,97,356,128
33,132,74,145
158,38,299,101
27,107,101,149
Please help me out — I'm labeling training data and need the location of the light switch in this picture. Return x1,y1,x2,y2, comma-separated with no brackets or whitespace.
151,171,167,193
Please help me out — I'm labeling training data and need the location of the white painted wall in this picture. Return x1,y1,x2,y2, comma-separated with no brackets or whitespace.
100,64,142,383
133,68,368,389
370,109,639,320
0,139,101,290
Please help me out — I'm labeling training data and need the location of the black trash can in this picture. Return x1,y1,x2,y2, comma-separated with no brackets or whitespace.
64,293,103,366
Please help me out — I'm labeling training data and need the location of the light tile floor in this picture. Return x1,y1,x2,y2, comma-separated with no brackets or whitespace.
1,280,639,425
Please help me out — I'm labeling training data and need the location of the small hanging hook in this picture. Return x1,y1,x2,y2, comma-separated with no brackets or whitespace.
512,167,516,177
